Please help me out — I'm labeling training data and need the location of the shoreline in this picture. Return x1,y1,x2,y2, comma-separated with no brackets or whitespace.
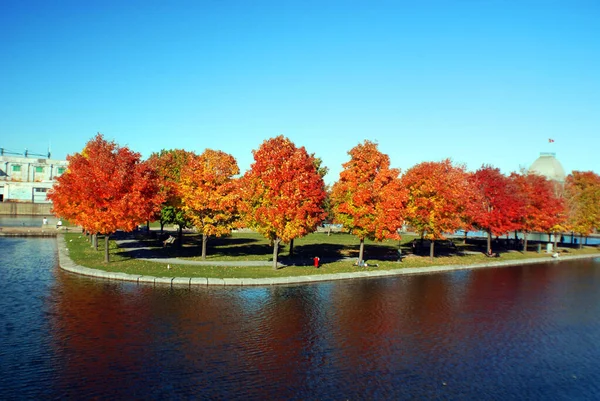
0,226,74,237
55,234,600,287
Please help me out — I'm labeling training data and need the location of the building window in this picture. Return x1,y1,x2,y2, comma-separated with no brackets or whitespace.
57,167,65,174
12,165,21,172
35,166,44,173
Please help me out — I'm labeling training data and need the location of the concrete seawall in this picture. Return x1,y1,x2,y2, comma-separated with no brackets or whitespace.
55,234,600,287
0,203,53,216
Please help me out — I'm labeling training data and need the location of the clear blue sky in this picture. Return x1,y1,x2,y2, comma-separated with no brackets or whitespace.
1,0,598,184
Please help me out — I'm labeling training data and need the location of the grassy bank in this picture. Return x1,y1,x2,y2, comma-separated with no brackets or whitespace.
63,231,600,279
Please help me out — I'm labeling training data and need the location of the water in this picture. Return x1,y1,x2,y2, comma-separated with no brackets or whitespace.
1,237,600,399
456,230,600,246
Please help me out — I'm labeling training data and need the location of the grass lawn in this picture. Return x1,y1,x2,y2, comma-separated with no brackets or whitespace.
63,231,600,279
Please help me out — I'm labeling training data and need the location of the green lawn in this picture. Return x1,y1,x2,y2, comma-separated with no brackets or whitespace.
63,231,600,279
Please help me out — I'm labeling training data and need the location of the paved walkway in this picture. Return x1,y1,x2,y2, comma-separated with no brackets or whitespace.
55,234,600,287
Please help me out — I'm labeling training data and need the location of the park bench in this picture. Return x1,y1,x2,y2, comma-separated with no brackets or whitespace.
163,235,176,247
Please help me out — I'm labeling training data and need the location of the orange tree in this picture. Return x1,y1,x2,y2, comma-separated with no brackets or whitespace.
330,140,407,264
402,159,471,260
239,136,327,270
147,149,196,239
469,165,524,254
49,134,163,262
511,172,566,251
565,171,600,246
179,149,240,259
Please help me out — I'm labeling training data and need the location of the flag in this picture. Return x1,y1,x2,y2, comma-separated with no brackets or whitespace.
548,138,555,143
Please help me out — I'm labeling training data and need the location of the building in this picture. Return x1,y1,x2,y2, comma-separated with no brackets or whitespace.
528,152,566,183
0,154,68,203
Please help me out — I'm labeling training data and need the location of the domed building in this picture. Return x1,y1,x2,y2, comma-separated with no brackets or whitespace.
528,152,566,183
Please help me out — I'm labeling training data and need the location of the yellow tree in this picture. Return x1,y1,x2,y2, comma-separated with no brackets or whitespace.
239,136,327,270
331,140,407,264
179,149,240,259
147,149,197,242
565,171,600,247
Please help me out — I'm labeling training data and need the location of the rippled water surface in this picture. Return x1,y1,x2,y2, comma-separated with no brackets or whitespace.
1,237,600,399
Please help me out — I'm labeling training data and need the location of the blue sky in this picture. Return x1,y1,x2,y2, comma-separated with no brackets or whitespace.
1,0,598,184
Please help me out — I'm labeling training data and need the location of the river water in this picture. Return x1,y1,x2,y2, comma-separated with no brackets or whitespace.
1,236,600,399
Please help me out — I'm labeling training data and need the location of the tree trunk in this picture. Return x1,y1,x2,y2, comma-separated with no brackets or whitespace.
429,240,435,261
177,226,183,248
160,220,165,235
289,239,294,258
202,234,208,260
553,232,558,251
358,238,365,263
580,235,584,249
487,230,492,254
514,230,518,241
523,232,528,252
463,230,468,244
327,225,331,236
272,238,280,270
104,234,110,263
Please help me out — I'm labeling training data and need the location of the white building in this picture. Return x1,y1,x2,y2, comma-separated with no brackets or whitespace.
528,152,566,183
0,154,68,203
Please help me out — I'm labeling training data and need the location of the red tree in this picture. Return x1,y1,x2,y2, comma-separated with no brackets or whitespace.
511,172,566,251
469,165,523,254
239,136,327,269
49,134,163,262
331,140,407,264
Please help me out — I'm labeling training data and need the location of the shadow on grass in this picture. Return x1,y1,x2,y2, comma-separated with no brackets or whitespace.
280,243,349,266
114,232,492,263
196,236,260,247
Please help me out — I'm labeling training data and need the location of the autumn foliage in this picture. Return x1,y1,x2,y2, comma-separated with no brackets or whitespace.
179,149,240,259
239,136,327,269
469,165,524,253
402,159,471,259
49,134,163,262
147,149,197,236
510,172,566,250
331,140,406,263
49,132,600,267
565,171,600,239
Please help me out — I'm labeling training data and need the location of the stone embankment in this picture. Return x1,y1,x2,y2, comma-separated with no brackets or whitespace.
55,234,600,287
0,226,63,237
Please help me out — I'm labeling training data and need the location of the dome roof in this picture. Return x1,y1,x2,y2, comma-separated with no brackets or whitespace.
529,152,566,182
